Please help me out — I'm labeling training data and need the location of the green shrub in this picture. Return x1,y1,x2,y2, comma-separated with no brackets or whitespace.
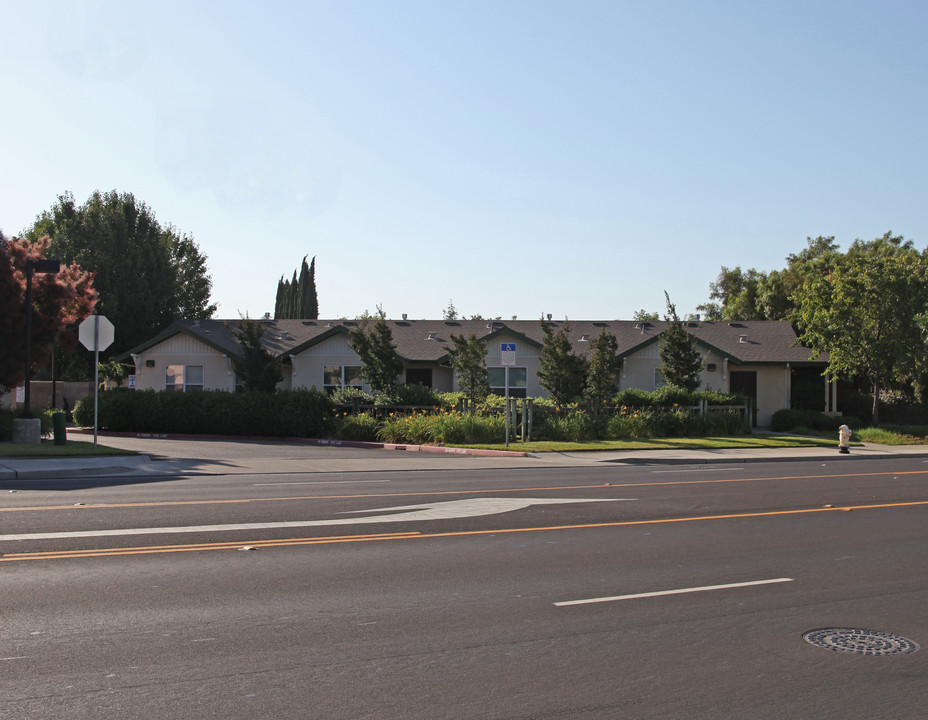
74,389,334,437
329,411,380,441
392,383,440,407
329,386,374,406
770,408,862,433
0,407,55,439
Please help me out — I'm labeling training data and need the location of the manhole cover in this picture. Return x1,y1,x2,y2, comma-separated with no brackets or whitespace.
803,628,919,656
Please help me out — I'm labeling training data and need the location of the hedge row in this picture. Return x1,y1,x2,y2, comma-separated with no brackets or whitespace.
770,408,864,432
73,389,333,437
536,407,745,441
0,407,55,441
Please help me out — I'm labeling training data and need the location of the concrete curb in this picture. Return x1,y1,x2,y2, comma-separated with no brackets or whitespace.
70,429,530,457
601,451,928,466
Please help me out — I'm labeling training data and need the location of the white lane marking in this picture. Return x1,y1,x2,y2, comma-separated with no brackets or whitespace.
650,467,743,474
554,578,794,606
252,480,390,486
0,497,633,542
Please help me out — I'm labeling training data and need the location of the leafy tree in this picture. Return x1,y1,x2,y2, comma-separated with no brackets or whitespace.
584,329,619,406
536,318,588,405
348,306,403,394
230,318,283,392
444,333,489,404
275,256,318,319
443,299,459,320
793,232,928,423
27,190,215,357
0,233,97,393
659,292,704,392
632,309,660,322
697,266,767,321
698,237,840,323
169,229,215,319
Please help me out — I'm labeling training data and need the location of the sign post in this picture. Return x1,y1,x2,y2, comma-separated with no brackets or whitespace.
500,343,516,447
79,315,115,447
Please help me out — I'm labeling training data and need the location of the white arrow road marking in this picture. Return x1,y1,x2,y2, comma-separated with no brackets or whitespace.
0,497,634,541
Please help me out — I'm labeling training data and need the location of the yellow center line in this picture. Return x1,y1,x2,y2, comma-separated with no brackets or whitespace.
4,469,927,513
2,500,925,563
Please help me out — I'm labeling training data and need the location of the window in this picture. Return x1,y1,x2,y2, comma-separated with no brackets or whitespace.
653,367,666,390
165,364,204,392
488,367,527,398
323,365,363,392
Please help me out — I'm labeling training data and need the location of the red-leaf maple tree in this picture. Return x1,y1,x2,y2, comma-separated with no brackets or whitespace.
1,233,97,393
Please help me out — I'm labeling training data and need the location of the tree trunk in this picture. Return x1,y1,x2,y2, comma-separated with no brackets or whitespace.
871,380,880,426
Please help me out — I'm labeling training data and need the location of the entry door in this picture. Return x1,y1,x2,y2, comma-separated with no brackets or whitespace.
406,368,433,388
729,370,757,398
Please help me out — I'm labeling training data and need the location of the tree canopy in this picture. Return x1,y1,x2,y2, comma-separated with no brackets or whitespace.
274,255,318,319
793,232,928,422
698,237,840,322
444,333,489,404
659,292,704,392
348,307,403,395
584,328,619,406
230,318,283,392
0,233,97,393
27,190,215,357
536,318,588,405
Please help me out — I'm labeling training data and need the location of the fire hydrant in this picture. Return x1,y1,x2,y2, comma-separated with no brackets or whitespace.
838,424,852,454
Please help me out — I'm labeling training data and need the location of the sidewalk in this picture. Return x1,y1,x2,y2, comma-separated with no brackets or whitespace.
2,429,928,481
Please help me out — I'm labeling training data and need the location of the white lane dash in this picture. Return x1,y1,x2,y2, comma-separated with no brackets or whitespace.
555,577,794,606
253,480,390,486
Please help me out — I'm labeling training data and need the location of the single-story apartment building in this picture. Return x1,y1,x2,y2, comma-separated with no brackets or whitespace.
122,317,832,427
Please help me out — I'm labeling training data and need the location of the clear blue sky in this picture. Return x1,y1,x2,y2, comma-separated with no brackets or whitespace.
3,1,927,321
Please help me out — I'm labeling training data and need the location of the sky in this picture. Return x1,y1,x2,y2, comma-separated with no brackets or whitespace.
3,1,927,322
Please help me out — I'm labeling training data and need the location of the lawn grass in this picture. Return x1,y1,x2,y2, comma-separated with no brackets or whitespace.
853,427,928,445
0,440,137,458
789,424,928,446
450,434,842,453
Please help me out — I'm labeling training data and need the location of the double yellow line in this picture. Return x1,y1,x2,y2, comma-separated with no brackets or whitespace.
2,500,925,563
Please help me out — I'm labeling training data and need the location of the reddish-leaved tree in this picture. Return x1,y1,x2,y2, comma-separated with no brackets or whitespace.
0,233,97,393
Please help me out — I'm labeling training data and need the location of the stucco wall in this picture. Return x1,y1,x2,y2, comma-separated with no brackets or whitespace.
133,335,235,391
740,365,790,427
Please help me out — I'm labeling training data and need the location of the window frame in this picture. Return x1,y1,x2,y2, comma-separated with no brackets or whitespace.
165,364,204,392
323,365,364,392
487,366,527,398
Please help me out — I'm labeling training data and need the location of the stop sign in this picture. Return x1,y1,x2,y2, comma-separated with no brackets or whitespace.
79,315,115,352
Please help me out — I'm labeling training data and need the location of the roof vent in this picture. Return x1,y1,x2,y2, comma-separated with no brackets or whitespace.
487,322,494,329
402,313,408,320
427,331,437,340
739,335,748,343
579,334,590,342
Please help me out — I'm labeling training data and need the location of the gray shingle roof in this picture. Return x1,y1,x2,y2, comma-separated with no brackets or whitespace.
125,318,825,365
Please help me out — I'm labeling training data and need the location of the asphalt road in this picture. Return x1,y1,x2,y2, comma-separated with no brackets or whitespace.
2,457,926,719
